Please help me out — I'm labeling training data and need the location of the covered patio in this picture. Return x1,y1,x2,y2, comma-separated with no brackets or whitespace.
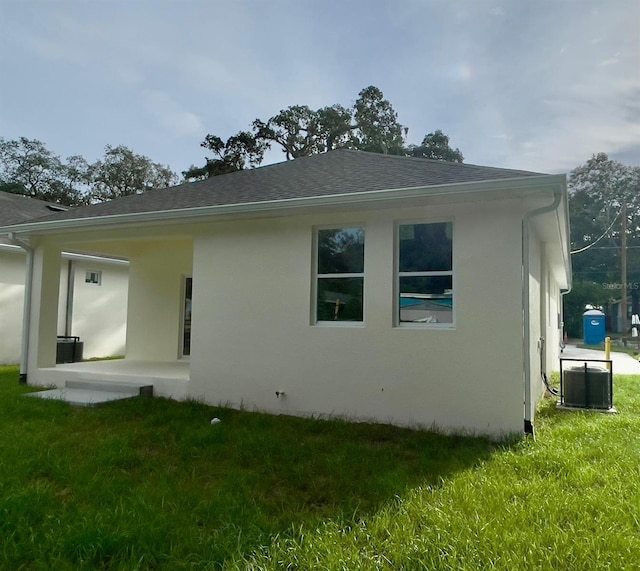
18,224,196,394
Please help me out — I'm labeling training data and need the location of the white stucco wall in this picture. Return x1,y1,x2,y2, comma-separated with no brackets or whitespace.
0,249,27,364
189,199,527,436
527,231,543,419
1,245,128,364
62,260,129,358
125,240,192,361
527,233,567,424
28,241,62,369
546,261,563,373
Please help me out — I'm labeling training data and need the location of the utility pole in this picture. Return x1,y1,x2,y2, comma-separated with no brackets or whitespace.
621,202,628,341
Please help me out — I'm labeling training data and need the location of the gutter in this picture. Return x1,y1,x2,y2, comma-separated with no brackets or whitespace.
559,186,573,331
7,233,33,384
0,243,128,266
522,185,564,436
61,251,129,266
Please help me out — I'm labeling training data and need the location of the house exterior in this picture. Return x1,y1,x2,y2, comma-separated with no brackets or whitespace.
0,151,571,436
0,191,128,364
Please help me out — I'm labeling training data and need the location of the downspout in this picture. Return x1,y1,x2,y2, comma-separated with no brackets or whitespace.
522,188,562,436
8,233,33,384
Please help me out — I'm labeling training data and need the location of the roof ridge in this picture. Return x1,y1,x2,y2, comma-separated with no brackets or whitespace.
327,148,547,175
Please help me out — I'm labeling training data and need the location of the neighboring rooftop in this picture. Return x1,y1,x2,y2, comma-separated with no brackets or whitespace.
2,150,547,227
0,191,68,226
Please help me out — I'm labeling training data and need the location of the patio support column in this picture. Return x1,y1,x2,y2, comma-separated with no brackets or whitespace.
27,240,62,374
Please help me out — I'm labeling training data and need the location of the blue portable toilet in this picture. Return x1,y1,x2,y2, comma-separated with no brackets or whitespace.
583,309,606,345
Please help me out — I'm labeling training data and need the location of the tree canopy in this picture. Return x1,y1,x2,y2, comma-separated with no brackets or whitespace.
188,85,463,180
0,137,178,206
352,86,407,155
565,153,640,336
183,131,267,180
408,130,464,163
569,153,640,287
89,144,178,203
0,137,87,206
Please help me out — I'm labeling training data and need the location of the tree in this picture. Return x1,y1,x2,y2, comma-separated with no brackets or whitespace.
1,138,179,205
252,103,360,160
89,145,178,202
253,105,325,161
352,85,407,155
566,153,640,333
192,86,410,178
569,154,640,284
317,104,355,151
408,130,464,163
191,86,465,179
253,87,407,160
183,131,267,181
0,137,88,206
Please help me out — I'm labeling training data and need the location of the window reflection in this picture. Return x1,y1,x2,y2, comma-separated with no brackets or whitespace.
398,223,453,325
316,227,365,323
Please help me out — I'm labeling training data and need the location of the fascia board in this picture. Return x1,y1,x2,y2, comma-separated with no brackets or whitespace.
549,175,571,288
0,243,24,254
0,174,565,236
0,241,127,265
61,251,129,266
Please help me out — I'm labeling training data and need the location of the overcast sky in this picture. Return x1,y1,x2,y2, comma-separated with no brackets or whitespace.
1,0,638,177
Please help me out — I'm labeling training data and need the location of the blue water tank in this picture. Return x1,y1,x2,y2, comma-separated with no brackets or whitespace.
583,309,606,345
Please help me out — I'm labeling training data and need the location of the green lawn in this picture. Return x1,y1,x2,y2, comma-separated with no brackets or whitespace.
1,366,639,570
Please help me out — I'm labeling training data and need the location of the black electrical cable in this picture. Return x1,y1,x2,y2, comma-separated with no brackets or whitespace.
542,371,560,397
539,337,560,396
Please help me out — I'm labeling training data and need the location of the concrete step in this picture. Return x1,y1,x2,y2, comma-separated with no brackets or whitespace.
25,379,154,407
65,379,153,397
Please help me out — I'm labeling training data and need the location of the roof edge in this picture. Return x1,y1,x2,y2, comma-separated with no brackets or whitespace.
0,242,128,265
0,174,565,236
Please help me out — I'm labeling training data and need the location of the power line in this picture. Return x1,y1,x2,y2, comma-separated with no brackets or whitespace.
580,245,640,250
570,212,621,254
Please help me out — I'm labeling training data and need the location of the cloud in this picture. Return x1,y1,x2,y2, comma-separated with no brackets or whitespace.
143,91,205,138
18,12,94,65
2,0,639,176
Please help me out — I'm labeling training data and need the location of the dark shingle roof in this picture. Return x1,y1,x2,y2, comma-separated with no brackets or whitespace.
0,191,68,226
6,150,547,226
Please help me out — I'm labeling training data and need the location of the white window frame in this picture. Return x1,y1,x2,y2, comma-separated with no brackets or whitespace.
85,270,102,286
395,219,455,329
312,225,365,326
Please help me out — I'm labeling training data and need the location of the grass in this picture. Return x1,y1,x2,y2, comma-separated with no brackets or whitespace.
1,366,639,570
